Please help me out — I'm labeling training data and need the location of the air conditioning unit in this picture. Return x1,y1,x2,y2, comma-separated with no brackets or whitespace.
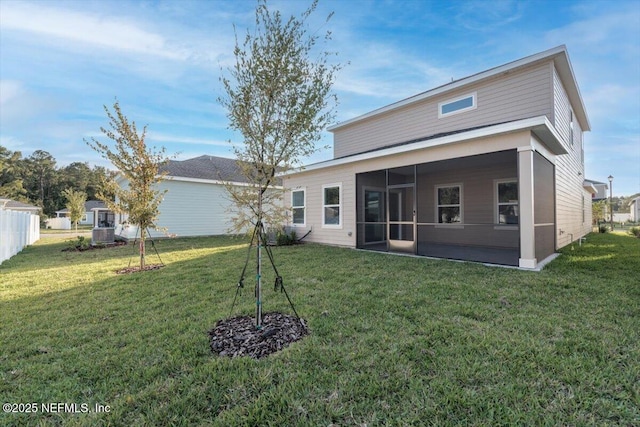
92,227,115,245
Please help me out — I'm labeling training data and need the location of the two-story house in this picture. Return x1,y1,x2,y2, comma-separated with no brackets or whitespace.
282,45,594,269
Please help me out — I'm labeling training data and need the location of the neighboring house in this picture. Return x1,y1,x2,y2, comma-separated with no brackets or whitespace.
282,45,593,269
630,197,640,222
115,155,257,239
56,200,106,225
0,198,42,214
583,179,608,201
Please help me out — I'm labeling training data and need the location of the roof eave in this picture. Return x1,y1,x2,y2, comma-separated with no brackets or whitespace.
582,181,598,194
553,52,591,131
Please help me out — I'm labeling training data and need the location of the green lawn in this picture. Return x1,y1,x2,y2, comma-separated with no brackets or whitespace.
1,233,638,426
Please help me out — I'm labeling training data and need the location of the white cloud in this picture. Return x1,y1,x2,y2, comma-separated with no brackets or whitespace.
583,83,640,129
545,6,640,56
0,80,22,105
0,80,62,126
333,42,453,100
0,2,187,60
454,0,524,32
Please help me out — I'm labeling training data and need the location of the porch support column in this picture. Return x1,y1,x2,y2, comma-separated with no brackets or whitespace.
518,146,537,269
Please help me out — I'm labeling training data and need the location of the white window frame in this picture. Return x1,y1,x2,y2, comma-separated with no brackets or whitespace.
291,188,306,227
438,92,477,118
495,179,519,228
322,183,342,228
435,183,463,225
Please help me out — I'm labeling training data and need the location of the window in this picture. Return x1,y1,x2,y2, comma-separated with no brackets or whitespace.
569,110,574,146
291,189,305,226
438,92,477,118
322,183,342,227
496,180,518,225
436,184,462,223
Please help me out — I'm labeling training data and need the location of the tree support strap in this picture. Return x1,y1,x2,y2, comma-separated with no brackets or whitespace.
229,223,258,318
228,220,303,326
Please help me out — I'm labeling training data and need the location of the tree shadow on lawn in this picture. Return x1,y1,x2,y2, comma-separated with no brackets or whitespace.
0,242,462,424
1,235,249,274
0,239,314,423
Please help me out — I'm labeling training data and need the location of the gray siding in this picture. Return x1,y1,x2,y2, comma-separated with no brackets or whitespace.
155,180,234,236
551,65,590,248
334,62,553,158
118,178,240,238
286,167,356,247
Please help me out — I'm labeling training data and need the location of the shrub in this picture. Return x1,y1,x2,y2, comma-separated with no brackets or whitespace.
275,228,298,246
67,236,91,251
599,225,608,233
629,227,640,238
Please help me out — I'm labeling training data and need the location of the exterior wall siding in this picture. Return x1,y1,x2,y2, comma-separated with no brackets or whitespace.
286,167,356,247
334,62,553,158
552,66,589,247
118,178,242,238
154,180,233,236
631,198,640,222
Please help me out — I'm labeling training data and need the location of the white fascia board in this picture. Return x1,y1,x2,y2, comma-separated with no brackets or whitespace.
163,175,283,189
530,116,568,155
286,116,563,176
553,52,591,131
328,45,568,132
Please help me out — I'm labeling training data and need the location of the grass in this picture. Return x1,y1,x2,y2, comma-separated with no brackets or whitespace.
40,225,93,234
1,233,638,426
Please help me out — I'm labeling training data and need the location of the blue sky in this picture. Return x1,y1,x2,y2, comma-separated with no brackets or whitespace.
1,0,639,196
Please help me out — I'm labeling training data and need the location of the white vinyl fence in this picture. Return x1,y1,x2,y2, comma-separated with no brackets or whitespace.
45,217,72,230
0,210,40,265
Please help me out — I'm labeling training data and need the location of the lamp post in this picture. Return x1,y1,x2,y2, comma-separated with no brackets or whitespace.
608,175,613,230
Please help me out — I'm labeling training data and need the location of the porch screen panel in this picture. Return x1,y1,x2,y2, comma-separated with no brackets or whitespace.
533,152,555,261
416,151,520,266
356,170,387,250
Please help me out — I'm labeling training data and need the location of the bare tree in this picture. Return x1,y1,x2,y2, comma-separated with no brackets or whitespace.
85,100,172,270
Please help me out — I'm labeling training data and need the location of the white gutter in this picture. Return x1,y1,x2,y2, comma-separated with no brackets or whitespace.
164,175,283,189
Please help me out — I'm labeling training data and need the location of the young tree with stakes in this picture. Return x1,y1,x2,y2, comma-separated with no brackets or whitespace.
219,0,343,328
86,100,172,270
62,188,86,232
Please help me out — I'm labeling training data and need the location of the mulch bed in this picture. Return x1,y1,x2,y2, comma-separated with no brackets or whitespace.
62,241,127,252
209,312,308,359
115,264,164,274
